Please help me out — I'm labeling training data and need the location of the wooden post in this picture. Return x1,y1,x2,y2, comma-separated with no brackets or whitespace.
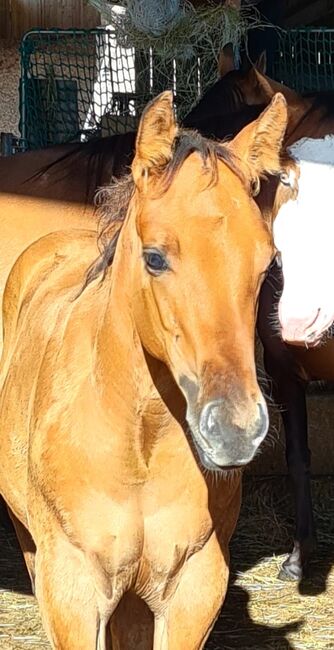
0,0,9,38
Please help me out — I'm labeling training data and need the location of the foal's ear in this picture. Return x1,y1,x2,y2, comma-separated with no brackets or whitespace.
218,43,236,78
132,91,177,190
230,93,288,180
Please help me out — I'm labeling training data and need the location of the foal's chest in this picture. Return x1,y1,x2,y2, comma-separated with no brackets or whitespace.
54,468,216,603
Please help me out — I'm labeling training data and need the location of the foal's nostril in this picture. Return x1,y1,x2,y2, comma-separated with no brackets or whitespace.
255,402,269,442
199,400,269,446
196,399,269,468
199,401,222,445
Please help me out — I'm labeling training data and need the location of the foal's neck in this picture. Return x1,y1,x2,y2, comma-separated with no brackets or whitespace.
92,272,186,476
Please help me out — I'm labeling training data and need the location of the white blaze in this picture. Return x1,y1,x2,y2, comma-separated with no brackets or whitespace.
274,135,334,340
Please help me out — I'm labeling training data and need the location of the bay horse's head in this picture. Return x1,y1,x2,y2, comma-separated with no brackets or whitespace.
93,91,288,470
184,45,303,144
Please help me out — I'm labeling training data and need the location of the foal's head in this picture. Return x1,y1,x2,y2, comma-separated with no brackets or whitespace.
96,91,288,470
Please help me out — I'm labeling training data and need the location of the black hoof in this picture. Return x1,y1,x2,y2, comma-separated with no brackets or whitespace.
278,557,303,582
278,538,316,582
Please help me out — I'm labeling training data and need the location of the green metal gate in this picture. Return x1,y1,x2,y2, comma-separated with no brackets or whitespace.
20,26,334,152
274,28,334,93
19,27,223,150
20,28,139,150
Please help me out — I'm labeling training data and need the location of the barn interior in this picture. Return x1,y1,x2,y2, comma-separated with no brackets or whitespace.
0,2,334,649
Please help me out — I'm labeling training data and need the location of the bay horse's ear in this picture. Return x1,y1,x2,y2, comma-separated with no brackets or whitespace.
230,93,288,180
255,50,267,75
132,91,177,190
218,43,236,78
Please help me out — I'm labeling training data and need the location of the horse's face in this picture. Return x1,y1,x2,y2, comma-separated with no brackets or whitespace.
214,46,301,118
133,160,272,469
274,137,334,345
126,91,287,470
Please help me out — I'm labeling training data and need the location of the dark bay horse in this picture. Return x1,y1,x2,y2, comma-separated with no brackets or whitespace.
0,91,287,649
0,132,136,204
185,47,334,146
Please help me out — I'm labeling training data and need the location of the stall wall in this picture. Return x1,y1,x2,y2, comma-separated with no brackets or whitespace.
0,0,100,39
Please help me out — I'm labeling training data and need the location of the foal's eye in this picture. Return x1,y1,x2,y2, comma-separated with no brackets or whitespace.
143,249,169,276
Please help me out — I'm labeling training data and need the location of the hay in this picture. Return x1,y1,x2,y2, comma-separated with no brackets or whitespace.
1,477,334,649
87,1,261,119
91,2,247,53
114,0,182,37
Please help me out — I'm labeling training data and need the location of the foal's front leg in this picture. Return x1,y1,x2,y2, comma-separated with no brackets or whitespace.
7,507,36,593
152,482,241,650
34,532,117,650
153,531,230,650
258,273,316,580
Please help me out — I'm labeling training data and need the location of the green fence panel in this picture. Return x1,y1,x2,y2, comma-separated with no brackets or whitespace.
19,27,223,150
274,28,334,93
20,27,334,151
20,28,138,150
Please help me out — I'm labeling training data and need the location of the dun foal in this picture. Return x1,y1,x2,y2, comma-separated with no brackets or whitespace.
0,92,287,648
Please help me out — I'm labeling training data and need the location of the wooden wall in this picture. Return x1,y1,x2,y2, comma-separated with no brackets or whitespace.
0,0,101,39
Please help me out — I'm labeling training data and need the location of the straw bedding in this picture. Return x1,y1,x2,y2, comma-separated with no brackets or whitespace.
0,476,333,649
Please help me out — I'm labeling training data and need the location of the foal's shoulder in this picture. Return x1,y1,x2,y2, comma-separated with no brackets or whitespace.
2,229,98,344
6,228,97,295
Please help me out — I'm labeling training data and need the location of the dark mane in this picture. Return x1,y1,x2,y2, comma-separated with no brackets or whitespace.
81,128,245,292
183,70,247,128
183,70,267,140
185,103,266,141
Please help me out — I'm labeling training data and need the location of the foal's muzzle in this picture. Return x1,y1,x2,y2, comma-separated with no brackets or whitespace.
189,398,269,470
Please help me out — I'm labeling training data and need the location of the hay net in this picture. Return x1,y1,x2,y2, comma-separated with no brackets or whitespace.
19,3,256,150
274,27,334,93
122,0,181,36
